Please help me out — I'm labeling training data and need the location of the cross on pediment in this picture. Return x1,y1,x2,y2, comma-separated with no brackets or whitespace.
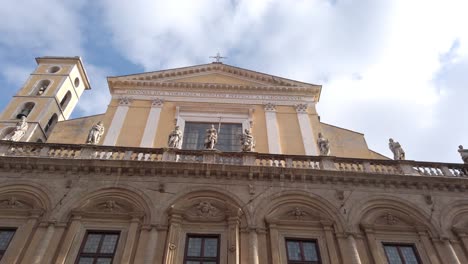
210,52,227,63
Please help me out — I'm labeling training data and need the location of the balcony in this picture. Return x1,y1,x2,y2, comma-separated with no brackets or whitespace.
0,140,466,179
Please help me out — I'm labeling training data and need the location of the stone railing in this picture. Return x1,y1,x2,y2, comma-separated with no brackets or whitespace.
0,141,466,178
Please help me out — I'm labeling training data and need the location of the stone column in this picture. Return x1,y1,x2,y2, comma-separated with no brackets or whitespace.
121,216,141,263
336,233,352,264
103,97,131,146
31,221,56,264
418,230,440,264
264,103,282,154
295,103,319,155
55,216,82,264
362,227,384,264
347,233,362,264
227,216,240,264
322,222,339,264
268,223,281,264
163,213,182,264
1,212,40,264
442,238,461,264
249,228,260,264
140,99,163,147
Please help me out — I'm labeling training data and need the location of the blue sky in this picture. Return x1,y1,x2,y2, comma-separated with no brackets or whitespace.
1,0,467,163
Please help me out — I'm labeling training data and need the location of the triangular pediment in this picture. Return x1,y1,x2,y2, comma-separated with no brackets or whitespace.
108,63,319,88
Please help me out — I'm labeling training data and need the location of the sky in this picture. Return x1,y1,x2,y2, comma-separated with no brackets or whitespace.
0,0,467,163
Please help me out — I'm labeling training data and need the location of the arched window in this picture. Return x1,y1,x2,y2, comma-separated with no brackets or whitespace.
16,102,35,119
59,91,72,110
44,114,58,135
34,80,51,95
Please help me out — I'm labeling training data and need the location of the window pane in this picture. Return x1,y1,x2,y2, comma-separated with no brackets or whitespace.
83,234,102,253
286,241,301,261
401,246,419,264
78,257,95,264
203,262,217,264
187,237,202,256
303,241,318,261
0,230,15,250
203,238,218,257
96,258,112,264
186,261,200,264
384,246,403,264
182,122,242,152
100,234,118,253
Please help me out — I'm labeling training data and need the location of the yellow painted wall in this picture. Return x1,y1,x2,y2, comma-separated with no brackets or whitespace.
276,106,305,155
17,75,65,97
252,105,268,153
154,102,176,148
116,100,150,146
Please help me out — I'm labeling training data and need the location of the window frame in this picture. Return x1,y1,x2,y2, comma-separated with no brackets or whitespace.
0,228,16,260
75,230,120,264
183,234,220,264
382,242,422,264
285,237,322,264
182,121,243,152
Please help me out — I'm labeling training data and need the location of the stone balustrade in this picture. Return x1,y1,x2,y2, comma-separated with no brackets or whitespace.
0,140,466,178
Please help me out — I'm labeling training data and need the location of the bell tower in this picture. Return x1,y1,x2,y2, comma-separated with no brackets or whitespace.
0,56,91,142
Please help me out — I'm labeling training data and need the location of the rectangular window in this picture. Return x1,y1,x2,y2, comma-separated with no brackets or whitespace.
182,122,242,152
285,238,321,264
0,229,15,260
184,234,220,264
76,231,120,264
383,243,421,264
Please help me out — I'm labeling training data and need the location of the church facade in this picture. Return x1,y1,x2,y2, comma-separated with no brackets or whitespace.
0,56,467,264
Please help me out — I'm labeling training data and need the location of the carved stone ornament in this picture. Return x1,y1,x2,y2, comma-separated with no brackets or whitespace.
389,138,405,160
119,97,132,106
336,190,345,201
384,213,399,225
168,243,176,250
288,207,308,220
295,103,308,113
86,121,105,144
263,102,276,112
2,116,28,142
95,200,125,213
196,201,219,217
168,125,182,149
0,196,29,209
204,125,218,150
241,128,255,152
317,132,330,156
229,245,236,252
151,98,164,107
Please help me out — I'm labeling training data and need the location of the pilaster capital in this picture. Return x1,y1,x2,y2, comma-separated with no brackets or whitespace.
264,102,277,112
119,97,132,106
295,103,308,113
151,98,164,108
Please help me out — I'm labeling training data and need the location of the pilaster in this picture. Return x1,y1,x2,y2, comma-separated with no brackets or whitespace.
140,98,163,147
103,97,131,146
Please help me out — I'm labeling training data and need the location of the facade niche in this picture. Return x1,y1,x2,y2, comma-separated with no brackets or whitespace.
34,80,51,95
16,102,35,119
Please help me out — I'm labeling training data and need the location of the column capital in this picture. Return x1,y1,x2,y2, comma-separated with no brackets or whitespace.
295,103,308,113
151,98,164,108
119,97,132,106
264,102,277,112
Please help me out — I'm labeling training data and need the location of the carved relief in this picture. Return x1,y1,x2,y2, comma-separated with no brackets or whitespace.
0,196,31,209
183,200,226,221
288,207,308,220
263,102,277,112
196,201,219,217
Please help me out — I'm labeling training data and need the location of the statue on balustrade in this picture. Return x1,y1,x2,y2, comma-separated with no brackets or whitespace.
86,121,105,144
459,145,468,164
204,124,218,150
168,125,182,149
241,128,255,152
2,116,28,142
317,132,330,156
389,138,405,160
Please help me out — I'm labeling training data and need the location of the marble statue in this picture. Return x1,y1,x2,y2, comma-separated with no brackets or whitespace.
317,132,330,156
2,116,28,142
389,138,405,160
204,124,218,150
459,145,468,164
86,121,105,144
241,128,255,152
168,125,182,148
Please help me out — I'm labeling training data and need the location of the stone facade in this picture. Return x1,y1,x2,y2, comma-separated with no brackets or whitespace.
0,58,467,264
